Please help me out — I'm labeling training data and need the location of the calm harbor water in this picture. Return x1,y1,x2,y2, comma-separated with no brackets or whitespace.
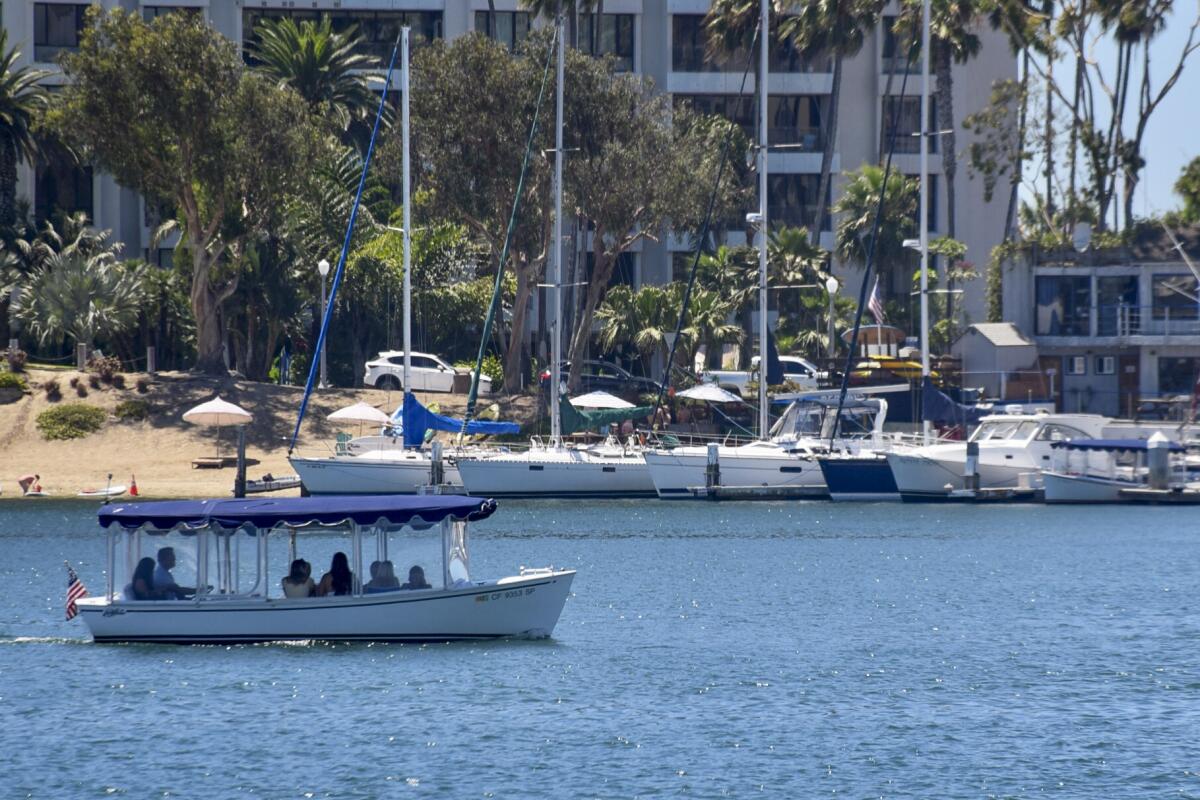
1,499,1198,798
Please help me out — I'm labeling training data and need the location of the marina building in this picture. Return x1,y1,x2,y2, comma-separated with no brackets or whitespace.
5,0,1016,336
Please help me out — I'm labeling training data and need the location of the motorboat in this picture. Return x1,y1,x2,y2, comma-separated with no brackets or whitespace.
643,397,887,499
1042,436,1191,503
74,495,575,644
455,435,655,499
886,411,1112,501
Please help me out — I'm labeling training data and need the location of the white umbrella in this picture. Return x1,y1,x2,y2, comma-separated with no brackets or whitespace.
183,396,252,460
676,384,742,404
327,402,391,425
569,390,634,409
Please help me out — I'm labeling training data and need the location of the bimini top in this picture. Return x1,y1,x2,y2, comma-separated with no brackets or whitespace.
98,495,498,532
1050,438,1185,452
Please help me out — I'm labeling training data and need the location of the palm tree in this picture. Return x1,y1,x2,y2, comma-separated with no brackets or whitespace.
697,244,758,312
780,0,883,239
0,30,51,231
248,15,380,141
596,284,673,376
768,224,828,284
11,246,147,351
680,286,744,370
833,165,917,298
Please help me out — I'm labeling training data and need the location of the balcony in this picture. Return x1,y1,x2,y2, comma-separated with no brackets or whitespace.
1108,305,1200,338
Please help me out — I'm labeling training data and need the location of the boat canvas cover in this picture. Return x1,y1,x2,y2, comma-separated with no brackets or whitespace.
921,376,988,426
559,396,654,436
98,495,498,532
399,393,519,448
1049,438,1185,452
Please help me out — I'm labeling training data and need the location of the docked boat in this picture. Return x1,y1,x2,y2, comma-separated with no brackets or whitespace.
643,397,887,499
1042,436,1190,503
74,495,575,644
886,411,1112,501
455,434,654,499
815,436,924,502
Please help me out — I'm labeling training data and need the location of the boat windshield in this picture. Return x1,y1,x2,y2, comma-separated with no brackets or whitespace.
772,401,878,440
969,420,1040,442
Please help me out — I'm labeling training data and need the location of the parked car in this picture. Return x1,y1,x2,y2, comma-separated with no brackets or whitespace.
539,360,662,400
363,351,493,394
702,355,823,396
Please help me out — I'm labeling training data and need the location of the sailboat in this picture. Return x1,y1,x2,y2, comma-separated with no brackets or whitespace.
289,29,517,496
454,13,656,500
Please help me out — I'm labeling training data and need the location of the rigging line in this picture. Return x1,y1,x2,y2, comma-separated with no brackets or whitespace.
459,23,560,437
287,29,404,455
828,38,918,446
651,22,762,424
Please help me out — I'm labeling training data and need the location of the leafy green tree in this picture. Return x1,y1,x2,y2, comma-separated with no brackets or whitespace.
1177,155,1200,223
51,9,318,374
249,15,382,147
0,30,51,231
833,165,918,309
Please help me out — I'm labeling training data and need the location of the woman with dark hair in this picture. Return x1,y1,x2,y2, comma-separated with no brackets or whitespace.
125,557,158,600
281,559,315,598
317,552,355,596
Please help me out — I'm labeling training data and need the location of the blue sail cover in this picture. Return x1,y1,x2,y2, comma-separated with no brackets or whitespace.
99,495,498,532
399,392,519,448
921,376,988,426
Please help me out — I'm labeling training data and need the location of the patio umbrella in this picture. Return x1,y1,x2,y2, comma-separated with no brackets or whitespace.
569,390,635,409
327,401,392,437
183,396,252,459
676,384,742,404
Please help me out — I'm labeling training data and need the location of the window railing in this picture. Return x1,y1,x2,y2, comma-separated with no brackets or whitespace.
1109,304,1200,337
769,126,823,150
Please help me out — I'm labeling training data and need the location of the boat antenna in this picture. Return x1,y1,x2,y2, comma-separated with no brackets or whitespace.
650,22,762,425
287,28,404,455
460,23,560,437
827,28,920,448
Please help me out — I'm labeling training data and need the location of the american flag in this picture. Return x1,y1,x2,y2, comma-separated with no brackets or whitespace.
65,563,88,621
868,275,887,325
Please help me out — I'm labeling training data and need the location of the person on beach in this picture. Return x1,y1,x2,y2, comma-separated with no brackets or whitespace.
154,547,195,599
401,565,432,591
317,552,355,596
281,559,315,598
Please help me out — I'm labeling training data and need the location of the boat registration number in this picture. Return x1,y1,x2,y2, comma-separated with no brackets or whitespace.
476,587,536,603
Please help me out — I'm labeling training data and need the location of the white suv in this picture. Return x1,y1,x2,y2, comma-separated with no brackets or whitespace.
363,351,493,394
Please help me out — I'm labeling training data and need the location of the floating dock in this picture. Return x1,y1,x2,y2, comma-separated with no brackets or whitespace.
1117,487,1200,504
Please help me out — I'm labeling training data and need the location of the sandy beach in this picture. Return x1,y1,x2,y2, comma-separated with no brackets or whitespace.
0,369,539,500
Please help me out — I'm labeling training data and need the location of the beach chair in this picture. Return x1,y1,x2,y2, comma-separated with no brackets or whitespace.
335,432,352,455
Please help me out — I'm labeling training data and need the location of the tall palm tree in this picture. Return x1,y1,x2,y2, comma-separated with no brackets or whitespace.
833,165,917,292
768,224,828,284
780,0,883,241
249,16,380,140
0,30,51,232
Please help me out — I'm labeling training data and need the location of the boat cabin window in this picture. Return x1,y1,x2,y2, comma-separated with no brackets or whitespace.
969,420,1039,442
1035,424,1090,442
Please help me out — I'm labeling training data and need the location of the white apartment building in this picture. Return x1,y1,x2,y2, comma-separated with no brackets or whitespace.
5,0,1016,330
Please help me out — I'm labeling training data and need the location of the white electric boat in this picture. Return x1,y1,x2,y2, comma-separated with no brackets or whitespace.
1042,436,1191,503
74,495,574,644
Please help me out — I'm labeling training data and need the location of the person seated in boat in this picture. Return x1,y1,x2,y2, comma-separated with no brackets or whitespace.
401,565,432,591
281,559,315,598
125,557,160,601
365,560,401,593
154,547,195,599
316,552,356,596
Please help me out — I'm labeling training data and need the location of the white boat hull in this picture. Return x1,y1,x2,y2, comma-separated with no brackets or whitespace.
1042,472,1128,504
290,453,462,495
76,571,574,644
456,450,655,498
643,446,826,499
887,451,1036,501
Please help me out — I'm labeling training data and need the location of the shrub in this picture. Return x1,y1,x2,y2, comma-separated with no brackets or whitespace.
114,399,149,421
112,374,126,390
0,372,27,391
36,403,106,440
6,349,26,372
75,382,88,397
86,354,123,384
135,377,150,394
43,379,62,401
69,376,80,388
88,374,101,389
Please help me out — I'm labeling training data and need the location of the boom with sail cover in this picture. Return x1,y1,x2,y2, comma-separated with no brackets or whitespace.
399,394,519,448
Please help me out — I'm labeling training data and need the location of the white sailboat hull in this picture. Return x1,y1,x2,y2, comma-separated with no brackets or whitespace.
643,445,826,499
455,449,655,498
289,453,462,495
76,571,574,644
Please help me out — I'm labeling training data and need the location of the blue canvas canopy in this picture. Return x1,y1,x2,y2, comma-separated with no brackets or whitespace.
1050,438,1185,452
398,393,519,448
922,376,988,426
98,495,498,532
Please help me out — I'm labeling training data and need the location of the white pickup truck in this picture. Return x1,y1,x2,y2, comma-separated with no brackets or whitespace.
702,355,823,397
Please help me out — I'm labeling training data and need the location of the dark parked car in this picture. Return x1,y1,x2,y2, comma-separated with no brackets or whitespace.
539,360,662,401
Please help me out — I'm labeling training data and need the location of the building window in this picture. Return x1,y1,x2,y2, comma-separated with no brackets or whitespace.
1151,274,1199,321
474,11,530,53
1157,357,1200,395
675,94,827,150
243,10,443,64
142,6,201,23
1035,275,1091,336
1096,275,1137,335
671,13,828,73
768,174,829,232
35,142,93,224
1095,355,1115,375
905,173,938,233
881,95,937,154
34,3,89,62
1065,355,1087,376
881,15,918,73
579,13,635,72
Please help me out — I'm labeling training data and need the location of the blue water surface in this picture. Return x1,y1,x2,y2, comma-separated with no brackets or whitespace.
0,499,1198,798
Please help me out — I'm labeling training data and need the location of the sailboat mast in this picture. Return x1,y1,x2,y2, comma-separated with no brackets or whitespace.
550,11,565,444
756,0,769,440
919,0,931,444
402,27,413,400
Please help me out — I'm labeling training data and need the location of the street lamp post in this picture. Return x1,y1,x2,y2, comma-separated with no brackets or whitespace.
318,258,330,388
825,276,839,361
